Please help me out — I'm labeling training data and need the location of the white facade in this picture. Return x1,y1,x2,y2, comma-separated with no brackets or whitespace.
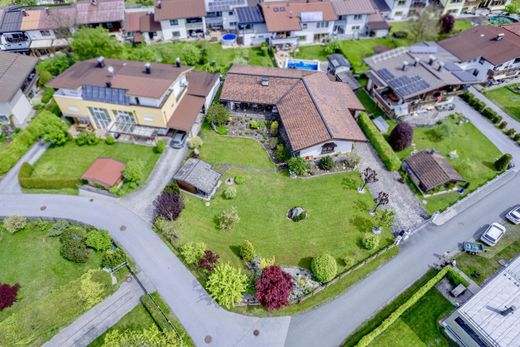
334,14,370,39
298,140,353,159
456,55,520,82
291,20,335,45
385,0,412,20
440,0,465,16
160,17,206,41
0,89,34,127
239,23,270,46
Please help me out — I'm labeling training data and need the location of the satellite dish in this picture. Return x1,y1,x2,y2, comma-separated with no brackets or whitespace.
107,66,114,75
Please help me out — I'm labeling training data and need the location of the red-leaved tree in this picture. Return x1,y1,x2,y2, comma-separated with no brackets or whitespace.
0,283,20,310
197,250,220,273
153,192,184,221
388,122,414,151
255,266,294,311
439,14,455,34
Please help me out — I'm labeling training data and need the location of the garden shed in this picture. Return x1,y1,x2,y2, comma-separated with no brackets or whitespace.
173,158,222,199
81,158,126,189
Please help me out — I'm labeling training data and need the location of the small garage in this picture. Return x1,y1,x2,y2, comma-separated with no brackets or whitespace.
174,158,222,199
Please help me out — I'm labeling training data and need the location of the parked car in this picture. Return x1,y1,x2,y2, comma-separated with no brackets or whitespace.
506,206,520,225
480,223,506,246
170,131,187,149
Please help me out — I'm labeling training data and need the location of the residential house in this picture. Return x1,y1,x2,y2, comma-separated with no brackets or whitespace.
0,51,38,127
371,0,413,20
205,0,248,31
123,9,162,44
174,158,222,199
154,0,206,40
220,65,366,158
443,255,520,347
479,0,511,12
438,25,520,83
402,150,465,193
48,57,220,141
235,5,269,46
364,42,479,117
439,0,466,16
0,0,124,53
332,0,389,40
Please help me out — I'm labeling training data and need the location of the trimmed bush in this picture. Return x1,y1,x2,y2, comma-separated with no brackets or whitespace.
240,240,256,261
188,136,203,149
154,140,165,153
0,283,20,310
85,230,112,251
105,135,116,145
343,256,355,269
3,216,27,234
311,254,338,283
482,107,497,121
222,186,237,200
60,226,89,263
388,122,414,151
495,153,513,171
498,120,508,129
47,220,69,237
234,175,245,185
358,113,401,171
505,128,516,137
493,115,503,124
318,156,335,170
101,249,127,269
270,121,279,136
514,133,520,142
75,131,99,146
445,269,470,287
180,242,206,265
288,157,310,175
362,233,380,250
217,207,240,231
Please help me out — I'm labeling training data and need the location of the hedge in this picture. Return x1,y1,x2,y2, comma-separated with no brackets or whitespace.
445,269,470,287
356,266,452,347
141,295,171,332
358,112,401,171
18,162,79,189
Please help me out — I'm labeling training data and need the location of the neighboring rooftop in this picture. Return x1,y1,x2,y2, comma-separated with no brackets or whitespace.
260,1,337,33
0,51,37,102
154,0,206,21
221,64,365,151
124,11,161,33
207,0,247,12
174,158,222,196
458,255,520,347
331,0,376,15
404,150,465,192
236,5,264,24
367,12,389,31
370,0,391,12
438,25,520,66
81,158,126,188
328,53,351,70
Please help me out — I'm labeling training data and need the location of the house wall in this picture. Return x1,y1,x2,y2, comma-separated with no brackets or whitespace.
177,180,198,194
440,0,465,16
203,77,221,112
238,23,269,46
335,14,369,38
0,89,34,127
298,140,353,159
160,19,188,40
291,20,335,45
386,0,412,19
443,311,494,347
222,10,238,30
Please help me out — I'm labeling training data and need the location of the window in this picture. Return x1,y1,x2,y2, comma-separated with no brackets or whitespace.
321,142,337,154
113,110,135,124
448,9,459,14
454,317,489,347
352,25,361,31
0,114,8,123
88,107,112,129
472,69,479,76
398,0,406,5
228,11,234,16
316,21,329,28
479,57,486,65
40,30,51,36
353,14,362,20
394,11,403,16
144,115,154,122
229,22,237,26
169,19,179,26
172,31,181,38
302,23,308,29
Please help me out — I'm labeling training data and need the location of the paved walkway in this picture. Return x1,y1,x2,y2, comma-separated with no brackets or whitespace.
469,86,520,133
43,274,148,347
354,142,428,231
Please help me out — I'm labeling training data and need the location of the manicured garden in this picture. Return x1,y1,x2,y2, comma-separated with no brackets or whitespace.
396,115,502,214
484,84,520,122
0,218,127,345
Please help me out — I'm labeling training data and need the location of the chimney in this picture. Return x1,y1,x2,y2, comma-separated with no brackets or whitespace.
91,0,97,5
496,33,505,41
45,7,50,15
97,56,105,68
175,57,181,68
437,61,444,72
106,81,112,88
156,0,162,9
261,77,269,86
21,9,28,16
402,61,409,71
499,305,516,316
414,57,420,66
428,55,436,65
145,62,151,74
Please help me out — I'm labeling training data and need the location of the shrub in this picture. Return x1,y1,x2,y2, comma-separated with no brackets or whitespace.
0,283,20,310
493,115,503,124
498,121,508,129
276,144,291,162
44,127,69,146
259,256,276,269
343,256,355,269
105,135,116,145
255,266,294,311
318,156,335,170
311,254,338,283
514,133,520,142
36,53,74,76
197,250,220,273
324,40,340,54
163,181,180,194
288,157,310,175
85,230,112,251
79,270,105,308
3,216,27,234
19,175,80,190
153,140,165,153
505,128,516,137
60,226,89,263
270,121,279,136
388,122,414,151
180,242,206,265
47,220,69,237
362,233,380,250
153,191,184,221
188,136,203,149
222,186,237,199
206,103,230,126
240,240,256,261
123,159,144,186
217,207,240,231
358,113,401,171
41,88,55,104
75,131,99,146
446,269,470,287
102,249,127,269
482,108,497,121
206,263,247,309
495,153,513,171
249,120,259,129
38,70,52,87
234,175,245,185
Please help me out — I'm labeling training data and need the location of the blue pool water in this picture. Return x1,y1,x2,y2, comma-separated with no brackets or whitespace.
222,33,237,40
287,60,319,71
489,15,519,26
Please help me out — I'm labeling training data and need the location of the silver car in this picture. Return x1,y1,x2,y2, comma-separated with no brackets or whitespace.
480,223,506,247
170,131,187,149
506,206,520,225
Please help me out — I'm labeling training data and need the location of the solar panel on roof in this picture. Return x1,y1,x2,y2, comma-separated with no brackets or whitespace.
301,11,323,22
377,68,395,82
452,70,479,83
443,62,462,72
208,0,247,12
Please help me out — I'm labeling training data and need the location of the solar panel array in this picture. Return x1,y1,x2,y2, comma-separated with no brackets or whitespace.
236,6,264,24
376,69,430,99
82,85,129,105
208,0,247,12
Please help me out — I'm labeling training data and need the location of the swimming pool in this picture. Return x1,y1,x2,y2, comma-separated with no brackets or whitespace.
489,15,519,26
221,33,237,46
286,59,319,71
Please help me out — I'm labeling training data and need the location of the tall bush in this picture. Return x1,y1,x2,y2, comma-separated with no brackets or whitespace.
311,254,338,283
0,283,20,310
288,157,310,175
206,263,247,309
3,216,27,234
153,191,184,221
495,153,512,171
240,240,256,261
388,122,414,151
255,266,294,311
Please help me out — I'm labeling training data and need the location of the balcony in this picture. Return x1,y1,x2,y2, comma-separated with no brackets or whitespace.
270,35,298,46
0,33,31,51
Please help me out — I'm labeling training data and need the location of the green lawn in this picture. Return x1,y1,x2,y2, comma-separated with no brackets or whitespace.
369,288,454,347
356,88,385,118
396,116,502,214
484,84,520,122
30,141,161,195
457,223,520,285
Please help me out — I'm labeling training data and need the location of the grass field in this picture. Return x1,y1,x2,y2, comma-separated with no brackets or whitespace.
30,141,161,195
396,116,502,214
175,128,393,271
369,288,454,347
484,84,520,122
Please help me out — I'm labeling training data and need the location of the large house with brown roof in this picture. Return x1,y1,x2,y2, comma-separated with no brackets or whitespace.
221,65,366,158
438,25,520,83
123,9,162,44
154,0,207,40
48,57,220,141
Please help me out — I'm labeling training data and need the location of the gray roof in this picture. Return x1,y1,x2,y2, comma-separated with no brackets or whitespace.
328,53,351,69
207,0,247,12
0,51,37,102
174,158,222,195
331,0,375,15
335,71,361,90
236,5,264,24
0,7,23,33
370,0,391,12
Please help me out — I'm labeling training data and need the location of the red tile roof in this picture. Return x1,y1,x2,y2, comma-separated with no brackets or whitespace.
154,0,206,21
261,1,337,33
167,94,205,131
81,158,126,187
124,11,161,33
75,0,124,25
332,0,376,15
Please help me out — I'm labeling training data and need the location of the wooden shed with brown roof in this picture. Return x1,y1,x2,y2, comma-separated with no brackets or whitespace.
81,158,126,189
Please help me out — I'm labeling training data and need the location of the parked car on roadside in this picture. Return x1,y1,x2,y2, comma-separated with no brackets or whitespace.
506,206,520,225
480,223,506,246
170,131,187,149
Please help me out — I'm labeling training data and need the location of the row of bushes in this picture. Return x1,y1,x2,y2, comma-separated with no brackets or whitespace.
356,266,454,347
18,162,80,189
358,113,401,171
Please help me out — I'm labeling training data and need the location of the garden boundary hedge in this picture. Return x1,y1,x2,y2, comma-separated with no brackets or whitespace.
355,266,457,347
18,162,80,190
357,113,401,171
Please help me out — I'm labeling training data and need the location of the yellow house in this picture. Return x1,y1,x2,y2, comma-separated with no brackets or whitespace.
48,57,220,139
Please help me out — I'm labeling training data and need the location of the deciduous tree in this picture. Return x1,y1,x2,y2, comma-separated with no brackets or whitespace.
255,266,294,311
388,122,414,151
153,192,184,221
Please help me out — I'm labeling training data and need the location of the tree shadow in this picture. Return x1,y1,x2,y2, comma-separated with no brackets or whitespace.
483,161,496,171
229,244,241,258
353,199,371,214
350,215,374,233
298,257,312,269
